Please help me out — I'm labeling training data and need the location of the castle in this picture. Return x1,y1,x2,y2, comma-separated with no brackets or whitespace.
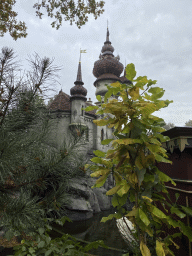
48,27,131,156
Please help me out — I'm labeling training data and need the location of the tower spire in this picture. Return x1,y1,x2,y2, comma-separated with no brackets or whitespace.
75,49,86,84
106,20,110,42
70,50,87,99
76,61,82,83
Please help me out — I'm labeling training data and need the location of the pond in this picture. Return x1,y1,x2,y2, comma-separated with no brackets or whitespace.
50,208,134,256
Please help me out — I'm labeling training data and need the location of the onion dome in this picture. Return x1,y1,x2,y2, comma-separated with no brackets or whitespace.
93,27,124,86
70,61,87,100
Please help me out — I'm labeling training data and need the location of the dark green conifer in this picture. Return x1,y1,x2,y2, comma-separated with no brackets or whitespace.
0,47,86,239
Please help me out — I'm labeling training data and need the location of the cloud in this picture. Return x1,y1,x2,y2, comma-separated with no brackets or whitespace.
1,0,192,126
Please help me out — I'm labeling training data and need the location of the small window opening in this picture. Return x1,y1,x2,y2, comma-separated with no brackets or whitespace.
86,128,89,141
101,128,104,142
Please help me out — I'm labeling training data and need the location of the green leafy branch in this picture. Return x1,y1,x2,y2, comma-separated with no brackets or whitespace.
84,63,192,256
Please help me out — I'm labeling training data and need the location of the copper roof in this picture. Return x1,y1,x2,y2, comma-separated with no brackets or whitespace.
93,28,124,85
93,57,124,78
49,90,70,112
70,84,87,98
49,90,97,117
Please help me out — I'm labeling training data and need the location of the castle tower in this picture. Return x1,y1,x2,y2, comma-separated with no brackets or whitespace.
70,60,87,125
93,26,124,106
92,27,123,150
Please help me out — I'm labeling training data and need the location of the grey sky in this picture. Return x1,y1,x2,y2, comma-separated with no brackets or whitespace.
1,0,192,126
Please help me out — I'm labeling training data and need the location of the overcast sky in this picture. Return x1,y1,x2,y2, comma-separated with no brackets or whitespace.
1,0,192,127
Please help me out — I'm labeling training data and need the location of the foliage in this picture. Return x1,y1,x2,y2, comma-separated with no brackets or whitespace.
162,122,175,131
0,47,87,241
0,0,27,40
0,0,105,40
85,63,192,255
185,119,192,127
11,216,109,256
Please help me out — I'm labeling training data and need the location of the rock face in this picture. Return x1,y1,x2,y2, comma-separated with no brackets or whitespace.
64,171,134,221
65,175,113,221
92,187,111,211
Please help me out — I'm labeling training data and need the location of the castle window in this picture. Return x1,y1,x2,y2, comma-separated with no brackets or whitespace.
86,127,89,141
81,105,84,116
101,128,104,142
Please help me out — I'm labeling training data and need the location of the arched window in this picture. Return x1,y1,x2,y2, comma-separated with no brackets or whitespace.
81,105,84,116
86,127,89,141
101,128,104,142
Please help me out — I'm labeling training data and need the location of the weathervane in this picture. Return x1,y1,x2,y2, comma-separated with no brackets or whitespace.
79,48,86,62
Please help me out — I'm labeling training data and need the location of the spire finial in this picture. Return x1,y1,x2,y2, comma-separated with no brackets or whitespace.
106,20,109,42
75,49,86,83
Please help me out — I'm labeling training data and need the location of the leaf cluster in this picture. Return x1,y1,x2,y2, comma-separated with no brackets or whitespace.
12,217,108,256
84,63,192,255
33,0,105,30
0,0,27,40
0,0,105,40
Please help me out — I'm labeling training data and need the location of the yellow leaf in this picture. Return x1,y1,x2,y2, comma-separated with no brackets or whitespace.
140,240,151,256
111,81,121,88
145,226,153,237
149,137,161,145
113,138,142,145
93,119,109,126
114,171,122,185
156,240,165,256
96,174,108,184
125,208,138,217
129,86,140,100
90,169,109,177
106,185,122,195
140,103,157,116
168,238,180,249
117,180,130,196
129,172,138,184
142,196,153,203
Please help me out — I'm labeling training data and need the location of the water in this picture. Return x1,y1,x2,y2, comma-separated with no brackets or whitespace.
51,209,133,256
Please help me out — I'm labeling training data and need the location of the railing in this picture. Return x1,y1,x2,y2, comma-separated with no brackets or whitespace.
164,182,192,256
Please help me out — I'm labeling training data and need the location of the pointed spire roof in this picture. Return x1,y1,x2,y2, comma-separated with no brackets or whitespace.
101,27,114,56
70,59,87,101
93,27,124,86
74,61,84,85
106,27,110,43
